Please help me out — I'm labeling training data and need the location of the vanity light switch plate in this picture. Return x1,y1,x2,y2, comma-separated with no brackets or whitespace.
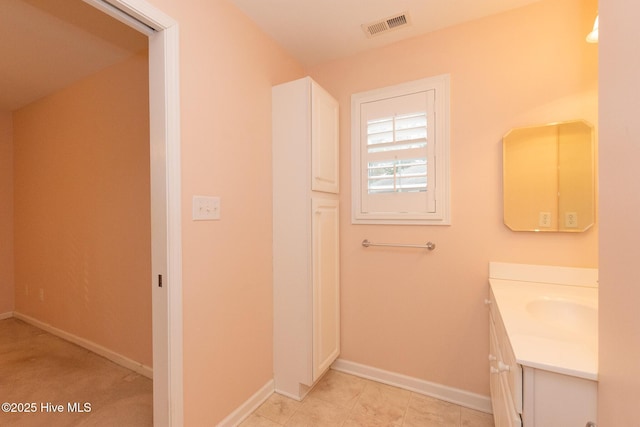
193,196,221,220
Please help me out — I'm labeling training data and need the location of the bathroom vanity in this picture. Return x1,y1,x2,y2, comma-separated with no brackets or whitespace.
487,262,598,427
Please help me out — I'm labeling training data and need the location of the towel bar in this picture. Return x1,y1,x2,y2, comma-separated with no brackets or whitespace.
361,239,435,251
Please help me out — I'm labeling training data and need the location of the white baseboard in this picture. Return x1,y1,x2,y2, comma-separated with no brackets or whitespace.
12,312,153,379
0,311,13,320
273,388,305,402
216,379,274,427
331,358,492,414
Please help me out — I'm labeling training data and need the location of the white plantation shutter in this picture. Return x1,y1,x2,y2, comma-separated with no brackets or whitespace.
351,75,450,224
366,112,428,194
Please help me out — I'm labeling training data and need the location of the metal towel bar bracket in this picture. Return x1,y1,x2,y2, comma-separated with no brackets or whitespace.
362,239,436,251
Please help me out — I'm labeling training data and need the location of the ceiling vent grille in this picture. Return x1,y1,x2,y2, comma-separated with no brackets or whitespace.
362,12,412,38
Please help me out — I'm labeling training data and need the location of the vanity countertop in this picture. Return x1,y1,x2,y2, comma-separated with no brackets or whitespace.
489,263,598,381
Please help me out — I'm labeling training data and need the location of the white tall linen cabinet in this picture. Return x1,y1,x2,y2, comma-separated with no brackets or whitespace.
272,76,340,400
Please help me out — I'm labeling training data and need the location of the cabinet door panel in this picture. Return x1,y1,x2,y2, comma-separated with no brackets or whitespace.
490,316,522,427
311,81,339,194
311,198,340,380
524,367,597,427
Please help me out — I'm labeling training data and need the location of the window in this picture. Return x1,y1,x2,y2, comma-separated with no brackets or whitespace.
351,75,450,224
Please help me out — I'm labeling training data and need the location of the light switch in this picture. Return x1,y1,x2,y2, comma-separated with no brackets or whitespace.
192,196,221,220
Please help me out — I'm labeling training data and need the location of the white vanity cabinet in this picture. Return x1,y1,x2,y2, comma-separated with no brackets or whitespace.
520,366,597,427
272,77,340,400
488,281,598,427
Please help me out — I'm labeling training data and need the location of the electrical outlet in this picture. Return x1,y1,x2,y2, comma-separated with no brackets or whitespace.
565,212,578,228
192,196,221,220
539,212,552,228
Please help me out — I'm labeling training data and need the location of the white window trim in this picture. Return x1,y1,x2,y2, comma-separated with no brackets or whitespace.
351,74,451,225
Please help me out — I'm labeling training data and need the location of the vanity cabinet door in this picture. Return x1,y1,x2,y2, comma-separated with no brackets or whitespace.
522,367,597,427
489,290,523,413
490,316,522,427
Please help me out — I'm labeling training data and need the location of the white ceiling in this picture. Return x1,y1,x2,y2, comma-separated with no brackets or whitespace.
3,0,542,111
226,0,543,67
1,0,146,111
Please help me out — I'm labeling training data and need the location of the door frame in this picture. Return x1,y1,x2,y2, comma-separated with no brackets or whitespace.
83,1,183,425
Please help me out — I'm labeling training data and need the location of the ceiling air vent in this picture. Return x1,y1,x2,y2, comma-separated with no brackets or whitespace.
362,12,412,38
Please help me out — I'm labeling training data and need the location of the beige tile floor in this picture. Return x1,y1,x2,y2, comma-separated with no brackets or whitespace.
241,370,495,427
0,318,152,426
2,318,494,427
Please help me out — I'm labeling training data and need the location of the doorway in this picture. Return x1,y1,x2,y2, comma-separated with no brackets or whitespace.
5,0,183,424
84,1,183,425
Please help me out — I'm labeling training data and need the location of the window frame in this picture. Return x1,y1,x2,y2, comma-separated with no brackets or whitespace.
351,74,451,225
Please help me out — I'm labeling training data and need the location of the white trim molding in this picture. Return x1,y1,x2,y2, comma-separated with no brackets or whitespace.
83,0,176,31
216,380,275,427
331,358,492,414
148,21,184,427
351,74,451,225
13,312,153,378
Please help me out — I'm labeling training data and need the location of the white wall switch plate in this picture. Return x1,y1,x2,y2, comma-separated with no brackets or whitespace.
192,196,221,220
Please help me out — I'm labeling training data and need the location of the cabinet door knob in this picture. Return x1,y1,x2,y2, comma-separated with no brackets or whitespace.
490,367,500,374
498,361,510,372
488,354,497,362
484,299,492,305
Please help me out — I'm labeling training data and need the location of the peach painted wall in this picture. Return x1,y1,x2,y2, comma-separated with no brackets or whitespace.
598,0,640,424
0,111,14,315
142,0,304,423
309,0,598,396
13,52,152,366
